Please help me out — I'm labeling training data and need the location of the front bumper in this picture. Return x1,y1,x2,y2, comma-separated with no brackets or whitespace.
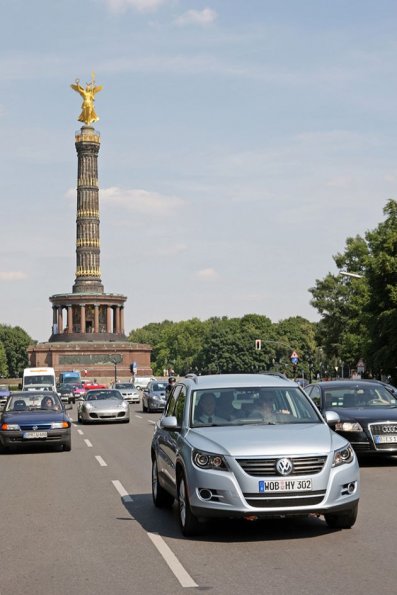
0,428,71,448
80,408,129,422
182,453,360,520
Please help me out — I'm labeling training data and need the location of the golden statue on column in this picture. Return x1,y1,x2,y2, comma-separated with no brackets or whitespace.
71,72,103,125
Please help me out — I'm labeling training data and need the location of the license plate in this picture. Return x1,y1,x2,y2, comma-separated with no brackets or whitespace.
375,435,397,443
258,479,312,493
23,431,48,439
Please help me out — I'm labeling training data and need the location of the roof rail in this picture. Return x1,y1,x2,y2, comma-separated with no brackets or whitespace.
185,373,198,383
258,372,289,380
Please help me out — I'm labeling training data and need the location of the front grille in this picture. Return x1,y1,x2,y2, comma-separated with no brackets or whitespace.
244,490,326,508
236,456,327,477
369,422,397,451
19,423,51,431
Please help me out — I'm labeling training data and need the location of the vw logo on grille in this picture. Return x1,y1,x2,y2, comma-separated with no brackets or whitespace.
276,458,293,476
32,425,38,431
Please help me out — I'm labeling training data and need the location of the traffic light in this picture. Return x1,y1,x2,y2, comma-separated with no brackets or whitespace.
255,339,262,350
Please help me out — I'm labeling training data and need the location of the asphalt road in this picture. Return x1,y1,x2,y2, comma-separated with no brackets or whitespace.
1,402,397,595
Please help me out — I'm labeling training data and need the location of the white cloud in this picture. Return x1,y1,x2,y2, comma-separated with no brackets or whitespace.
0,272,27,281
195,267,219,279
176,8,218,27
100,186,186,215
104,0,169,12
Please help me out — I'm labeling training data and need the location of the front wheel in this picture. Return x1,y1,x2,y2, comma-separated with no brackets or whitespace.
324,502,358,529
177,472,200,537
63,438,72,452
152,458,174,508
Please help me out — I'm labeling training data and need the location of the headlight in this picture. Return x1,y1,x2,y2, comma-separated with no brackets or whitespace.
51,421,70,429
332,445,354,467
84,403,93,410
335,421,363,432
192,449,228,471
1,423,20,431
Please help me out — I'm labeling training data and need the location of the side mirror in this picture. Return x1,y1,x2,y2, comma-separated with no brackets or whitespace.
160,415,180,430
324,410,340,425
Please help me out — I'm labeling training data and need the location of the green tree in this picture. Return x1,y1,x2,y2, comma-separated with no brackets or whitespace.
309,235,370,375
0,341,8,377
0,325,32,378
365,199,397,380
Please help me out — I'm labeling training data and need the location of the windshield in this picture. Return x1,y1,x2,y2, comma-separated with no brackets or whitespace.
24,375,54,386
323,385,397,408
153,383,167,391
115,383,134,389
191,387,321,427
86,390,122,401
6,394,62,412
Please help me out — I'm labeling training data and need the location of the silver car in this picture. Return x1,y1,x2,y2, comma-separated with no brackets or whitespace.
77,389,130,424
142,381,167,412
151,374,360,536
113,382,141,404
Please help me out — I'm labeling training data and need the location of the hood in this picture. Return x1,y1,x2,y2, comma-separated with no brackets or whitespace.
2,410,67,424
185,423,334,457
331,406,397,424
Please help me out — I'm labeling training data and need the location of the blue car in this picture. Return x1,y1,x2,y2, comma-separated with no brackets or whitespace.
0,391,72,452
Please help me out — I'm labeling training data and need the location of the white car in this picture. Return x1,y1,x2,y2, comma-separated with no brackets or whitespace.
112,382,140,404
134,376,157,390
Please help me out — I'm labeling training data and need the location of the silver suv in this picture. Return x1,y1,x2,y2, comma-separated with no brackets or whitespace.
151,374,360,536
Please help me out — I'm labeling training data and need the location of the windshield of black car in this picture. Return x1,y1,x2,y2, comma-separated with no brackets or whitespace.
86,390,123,401
323,385,397,408
190,387,322,427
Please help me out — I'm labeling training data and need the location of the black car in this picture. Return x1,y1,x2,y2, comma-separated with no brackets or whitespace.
305,380,397,455
0,391,72,452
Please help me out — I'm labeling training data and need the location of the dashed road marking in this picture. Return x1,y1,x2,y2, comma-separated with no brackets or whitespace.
112,480,133,502
148,420,156,425
147,532,198,588
95,455,107,467
84,439,93,448
77,429,84,435
135,415,143,419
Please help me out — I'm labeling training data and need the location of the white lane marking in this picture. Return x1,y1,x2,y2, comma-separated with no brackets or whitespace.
112,480,133,503
77,429,84,435
95,455,107,467
84,439,93,448
147,532,198,588
135,415,143,419
148,420,156,425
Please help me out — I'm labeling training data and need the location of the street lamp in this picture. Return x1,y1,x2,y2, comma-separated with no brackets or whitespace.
109,354,122,384
340,271,364,279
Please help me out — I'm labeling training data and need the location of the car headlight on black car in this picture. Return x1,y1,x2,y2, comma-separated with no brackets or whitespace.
335,421,363,432
192,449,229,471
332,444,354,467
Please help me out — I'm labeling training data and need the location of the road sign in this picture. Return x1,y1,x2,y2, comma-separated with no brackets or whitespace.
255,339,262,350
290,351,299,364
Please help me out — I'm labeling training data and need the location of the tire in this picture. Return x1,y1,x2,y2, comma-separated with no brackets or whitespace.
177,472,200,537
63,438,72,452
142,401,147,413
152,458,174,508
324,502,358,529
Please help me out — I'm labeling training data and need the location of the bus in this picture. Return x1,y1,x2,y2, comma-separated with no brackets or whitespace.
59,370,81,385
22,367,57,392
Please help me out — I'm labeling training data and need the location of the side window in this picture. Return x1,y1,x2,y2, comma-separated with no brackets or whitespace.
174,386,187,426
308,385,321,408
164,385,181,417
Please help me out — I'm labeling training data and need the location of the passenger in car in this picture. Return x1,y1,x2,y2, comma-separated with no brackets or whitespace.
195,392,220,424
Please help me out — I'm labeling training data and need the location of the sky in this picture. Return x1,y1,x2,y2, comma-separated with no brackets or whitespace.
1,0,397,343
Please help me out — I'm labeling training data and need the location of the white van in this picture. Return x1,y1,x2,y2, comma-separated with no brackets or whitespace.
22,367,57,392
